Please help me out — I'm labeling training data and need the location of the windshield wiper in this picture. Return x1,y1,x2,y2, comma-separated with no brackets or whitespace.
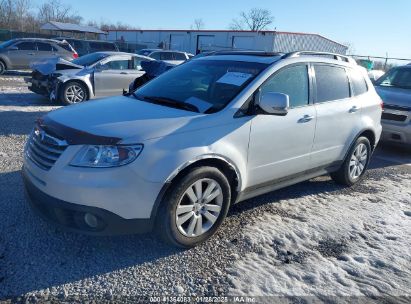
132,93,200,113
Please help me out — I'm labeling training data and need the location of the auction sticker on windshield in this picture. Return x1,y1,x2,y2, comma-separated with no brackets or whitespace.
216,72,252,86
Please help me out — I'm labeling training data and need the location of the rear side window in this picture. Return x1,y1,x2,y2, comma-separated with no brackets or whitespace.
349,69,368,96
260,65,309,108
58,42,75,53
15,41,36,50
36,42,53,51
160,52,174,60
90,42,117,52
314,65,350,103
173,52,187,60
133,57,150,70
149,52,161,60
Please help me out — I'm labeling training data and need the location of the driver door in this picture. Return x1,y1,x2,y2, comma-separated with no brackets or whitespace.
247,64,316,188
94,56,138,97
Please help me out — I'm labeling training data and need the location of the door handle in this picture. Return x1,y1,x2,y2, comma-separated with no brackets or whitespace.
120,72,128,75
27,53,35,55
298,115,314,123
349,106,359,113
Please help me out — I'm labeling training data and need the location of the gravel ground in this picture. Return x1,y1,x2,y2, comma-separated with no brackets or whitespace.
0,75,410,303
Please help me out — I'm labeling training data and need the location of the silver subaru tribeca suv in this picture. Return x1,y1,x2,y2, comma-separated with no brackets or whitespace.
23,51,382,247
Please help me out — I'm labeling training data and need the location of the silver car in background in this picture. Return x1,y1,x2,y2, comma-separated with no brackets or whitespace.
26,51,154,105
0,38,78,74
375,65,411,146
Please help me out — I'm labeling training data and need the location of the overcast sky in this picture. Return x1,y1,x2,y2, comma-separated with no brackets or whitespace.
35,0,411,59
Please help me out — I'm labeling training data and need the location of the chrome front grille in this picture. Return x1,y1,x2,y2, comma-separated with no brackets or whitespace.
26,128,68,170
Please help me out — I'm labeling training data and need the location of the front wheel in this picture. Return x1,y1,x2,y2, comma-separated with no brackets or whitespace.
331,136,371,186
60,81,88,105
0,61,6,75
157,166,231,248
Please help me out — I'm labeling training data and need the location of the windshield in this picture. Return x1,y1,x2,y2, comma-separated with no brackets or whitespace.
133,59,268,113
0,40,15,49
376,67,411,89
72,53,109,67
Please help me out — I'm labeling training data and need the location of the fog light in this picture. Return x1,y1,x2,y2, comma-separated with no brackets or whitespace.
84,213,98,228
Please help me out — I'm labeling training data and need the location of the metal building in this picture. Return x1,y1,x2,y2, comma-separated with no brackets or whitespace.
102,29,347,55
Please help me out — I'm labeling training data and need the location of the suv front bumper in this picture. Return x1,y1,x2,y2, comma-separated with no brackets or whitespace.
23,169,155,235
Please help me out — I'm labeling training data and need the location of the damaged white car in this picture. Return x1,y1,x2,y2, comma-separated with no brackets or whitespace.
25,52,153,105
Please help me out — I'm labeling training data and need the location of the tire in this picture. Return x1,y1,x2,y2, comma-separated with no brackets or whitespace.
59,81,88,105
331,136,372,186
156,166,231,248
0,60,6,75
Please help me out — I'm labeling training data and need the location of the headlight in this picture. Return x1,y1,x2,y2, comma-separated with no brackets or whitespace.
70,144,143,168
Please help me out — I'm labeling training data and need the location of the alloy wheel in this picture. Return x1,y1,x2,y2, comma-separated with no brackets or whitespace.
65,84,85,103
349,143,368,179
175,178,223,237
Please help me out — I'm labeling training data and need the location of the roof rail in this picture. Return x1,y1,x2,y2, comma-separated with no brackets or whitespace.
210,51,284,57
283,51,357,64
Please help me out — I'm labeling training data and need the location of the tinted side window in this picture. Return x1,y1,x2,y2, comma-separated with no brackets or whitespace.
260,65,309,108
173,52,187,60
16,42,36,50
349,69,368,96
149,52,161,60
160,52,173,60
103,59,130,70
36,42,53,51
133,57,150,70
315,65,350,103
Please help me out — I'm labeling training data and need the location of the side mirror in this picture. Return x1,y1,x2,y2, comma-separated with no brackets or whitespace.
258,92,290,116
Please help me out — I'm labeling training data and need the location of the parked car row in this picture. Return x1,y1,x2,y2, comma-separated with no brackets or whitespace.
0,37,192,75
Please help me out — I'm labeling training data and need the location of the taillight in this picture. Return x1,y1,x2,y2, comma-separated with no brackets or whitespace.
73,53,79,59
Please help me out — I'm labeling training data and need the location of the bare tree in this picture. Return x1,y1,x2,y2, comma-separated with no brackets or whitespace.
230,8,274,31
191,18,205,30
14,0,32,31
343,41,356,55
37,0,82,24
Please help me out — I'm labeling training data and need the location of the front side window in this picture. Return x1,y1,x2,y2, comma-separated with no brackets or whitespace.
260,65,309,108
349,69,368,96
376,68,411,89
133,57,150,70
15,42,36,51
149,52,161,60
134,59,268,113
315,65,350,103
103,59,130,70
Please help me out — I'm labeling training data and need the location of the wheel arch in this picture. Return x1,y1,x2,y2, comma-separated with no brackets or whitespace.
150,155,242,222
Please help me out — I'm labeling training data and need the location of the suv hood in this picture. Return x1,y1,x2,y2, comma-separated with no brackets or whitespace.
31,57,83,75
41,96,204,144
375,86,411,108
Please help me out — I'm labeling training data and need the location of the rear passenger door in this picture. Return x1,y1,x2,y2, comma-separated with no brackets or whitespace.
247,64,316,187
311,64,363,168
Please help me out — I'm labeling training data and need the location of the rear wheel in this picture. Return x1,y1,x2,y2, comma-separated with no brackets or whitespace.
157,166,231,248
0,60,6,75
331,136,371,186
60,81,88,105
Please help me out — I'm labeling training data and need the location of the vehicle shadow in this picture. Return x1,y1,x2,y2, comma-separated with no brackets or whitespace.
0,110,50,136
368,143,411,170
0,170,181,299
3,70,31,77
